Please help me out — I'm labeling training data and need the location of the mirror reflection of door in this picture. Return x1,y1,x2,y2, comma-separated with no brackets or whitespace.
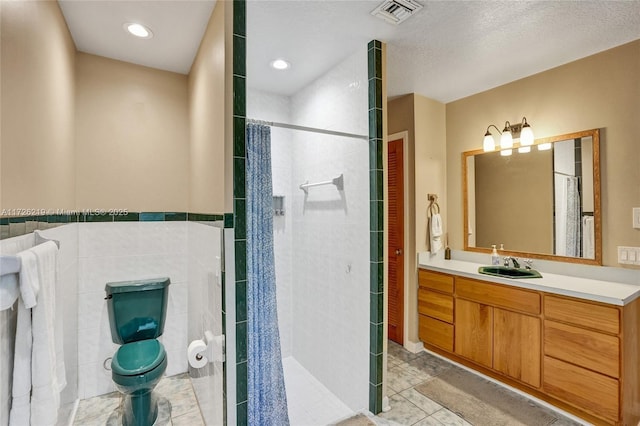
388,137,404,345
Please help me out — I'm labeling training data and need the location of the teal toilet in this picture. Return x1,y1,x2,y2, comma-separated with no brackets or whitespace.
105,277,170,426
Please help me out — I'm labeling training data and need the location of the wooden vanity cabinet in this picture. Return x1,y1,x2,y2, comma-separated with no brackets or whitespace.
453,277,541,387
543,295,622,423
417,268,640,425
418,270,454,351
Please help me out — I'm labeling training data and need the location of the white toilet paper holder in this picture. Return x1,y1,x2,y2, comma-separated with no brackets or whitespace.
190,330,225,366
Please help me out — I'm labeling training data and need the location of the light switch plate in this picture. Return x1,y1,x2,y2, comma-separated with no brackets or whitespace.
618,246,640,265
634,208,640,229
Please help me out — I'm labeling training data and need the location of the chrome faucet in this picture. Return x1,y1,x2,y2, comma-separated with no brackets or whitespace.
503,256,520,268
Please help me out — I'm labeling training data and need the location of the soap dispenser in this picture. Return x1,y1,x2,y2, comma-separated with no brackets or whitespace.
491,245,500,265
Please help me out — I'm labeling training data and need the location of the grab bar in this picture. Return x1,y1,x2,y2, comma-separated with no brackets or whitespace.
299,174,344,194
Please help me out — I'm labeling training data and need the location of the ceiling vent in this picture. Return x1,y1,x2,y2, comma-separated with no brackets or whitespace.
371,0,423,25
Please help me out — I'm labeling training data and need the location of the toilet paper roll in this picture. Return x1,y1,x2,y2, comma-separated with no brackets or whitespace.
188,339,208,368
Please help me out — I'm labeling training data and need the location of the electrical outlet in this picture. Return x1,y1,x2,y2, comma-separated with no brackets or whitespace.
633,208,640,229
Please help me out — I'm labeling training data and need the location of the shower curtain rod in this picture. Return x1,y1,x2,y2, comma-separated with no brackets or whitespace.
247,118,368,140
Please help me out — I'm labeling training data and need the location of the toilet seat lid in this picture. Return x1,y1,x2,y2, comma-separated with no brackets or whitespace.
112,339,166,376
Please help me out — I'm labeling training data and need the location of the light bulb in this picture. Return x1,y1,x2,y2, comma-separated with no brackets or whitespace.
483,132,495,152
520,124,534,146
500,131,513,149
125,23,153,39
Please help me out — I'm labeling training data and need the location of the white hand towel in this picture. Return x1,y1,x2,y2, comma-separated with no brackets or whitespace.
30,241,65,426
430,213,443,254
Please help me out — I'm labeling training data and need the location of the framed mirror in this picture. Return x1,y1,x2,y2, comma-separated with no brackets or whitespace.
463,129,601,265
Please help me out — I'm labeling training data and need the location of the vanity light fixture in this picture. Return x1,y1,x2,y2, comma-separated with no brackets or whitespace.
482,117,534,152
124,23,153,39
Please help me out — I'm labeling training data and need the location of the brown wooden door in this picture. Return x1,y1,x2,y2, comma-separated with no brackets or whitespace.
388,138,404,344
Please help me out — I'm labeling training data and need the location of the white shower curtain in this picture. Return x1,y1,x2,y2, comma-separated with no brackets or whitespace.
555,175,581,257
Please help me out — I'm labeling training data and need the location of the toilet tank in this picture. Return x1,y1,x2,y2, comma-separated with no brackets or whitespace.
105,277,171,344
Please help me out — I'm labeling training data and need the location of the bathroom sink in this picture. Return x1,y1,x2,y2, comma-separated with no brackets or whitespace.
478,265,542,279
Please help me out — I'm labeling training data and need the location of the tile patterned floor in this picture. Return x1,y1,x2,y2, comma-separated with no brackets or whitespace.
378,341,585,426
72,374,203,425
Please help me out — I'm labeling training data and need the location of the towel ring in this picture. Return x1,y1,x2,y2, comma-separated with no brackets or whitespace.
428,202,440,216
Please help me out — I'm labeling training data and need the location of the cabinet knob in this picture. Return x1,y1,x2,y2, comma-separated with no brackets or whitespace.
395,248,403,256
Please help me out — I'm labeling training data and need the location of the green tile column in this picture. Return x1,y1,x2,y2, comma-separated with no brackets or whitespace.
232,1,248,425
368,39,384,415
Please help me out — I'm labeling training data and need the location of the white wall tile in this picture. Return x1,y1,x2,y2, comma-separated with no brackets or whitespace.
289,48,370,411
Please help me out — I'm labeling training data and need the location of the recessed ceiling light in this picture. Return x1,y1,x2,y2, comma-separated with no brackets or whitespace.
124,23,153,39
271,59,290,70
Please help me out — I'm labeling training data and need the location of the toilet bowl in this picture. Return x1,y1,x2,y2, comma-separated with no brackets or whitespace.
105,278,171,426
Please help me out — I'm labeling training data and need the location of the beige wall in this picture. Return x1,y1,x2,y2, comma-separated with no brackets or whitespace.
1,0,75,212
188,0,231,213
388,93,447,344
75,53,189,211
447,40,640,266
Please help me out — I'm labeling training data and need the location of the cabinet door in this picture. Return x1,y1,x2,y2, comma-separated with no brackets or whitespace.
455,299,493,368
494,308,541,388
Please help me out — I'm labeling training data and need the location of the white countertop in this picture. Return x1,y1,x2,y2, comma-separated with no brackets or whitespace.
418,253,640,306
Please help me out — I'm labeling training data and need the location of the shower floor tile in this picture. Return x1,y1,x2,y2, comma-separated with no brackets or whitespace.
283,356,354,425
72,373,203,425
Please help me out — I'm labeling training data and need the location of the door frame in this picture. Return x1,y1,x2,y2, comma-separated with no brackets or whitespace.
387,131,410,345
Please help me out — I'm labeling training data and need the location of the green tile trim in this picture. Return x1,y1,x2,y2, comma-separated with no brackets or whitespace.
233,0,246,37
234,117,247,158
369,383,383,414
234,240,247,281
368,39,384,415
233,35,246,77
164,212,187,221
187,213,224,222
236,361,248,403
236,320,247,363
233,2,248,422
370,292,383,324
114,212,140,222
233,157,246,199
233,75,246,117
83,213,114,222
0,212,227,239
236,401,248,426
235,280,247,323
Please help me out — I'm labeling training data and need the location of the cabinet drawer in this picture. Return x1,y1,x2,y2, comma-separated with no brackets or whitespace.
418,289,454,323
544,320,619,378
418,269,454,294
456,277,540,315
544,295,619,335
419,315,454,352
543,356,619,423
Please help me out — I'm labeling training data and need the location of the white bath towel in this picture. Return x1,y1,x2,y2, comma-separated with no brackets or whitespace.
10,250,38,426
10,241,65,426
430,213,443,254
582,216,595,259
